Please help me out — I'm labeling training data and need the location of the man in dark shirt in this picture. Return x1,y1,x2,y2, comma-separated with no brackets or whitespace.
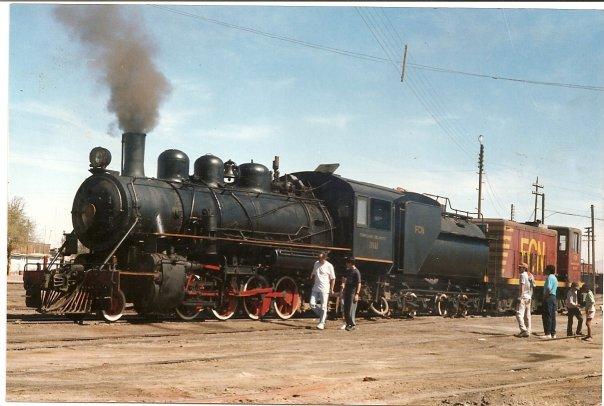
342,257,362,331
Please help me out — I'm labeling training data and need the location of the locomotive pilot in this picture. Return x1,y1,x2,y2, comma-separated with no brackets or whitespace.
309,252,336,330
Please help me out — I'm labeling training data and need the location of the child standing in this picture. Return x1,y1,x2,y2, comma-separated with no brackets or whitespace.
580,284,596,341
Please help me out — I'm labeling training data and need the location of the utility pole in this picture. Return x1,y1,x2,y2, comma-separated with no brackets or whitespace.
585,226,592,277
400,44,408,82
591,204,596,291
541,193,545,224
531,177,543,223
510,204,515,221
477,135,484,218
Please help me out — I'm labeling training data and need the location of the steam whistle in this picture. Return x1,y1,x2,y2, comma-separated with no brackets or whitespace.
273,156,280,181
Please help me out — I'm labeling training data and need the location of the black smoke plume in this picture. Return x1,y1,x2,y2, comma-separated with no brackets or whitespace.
54,5,171,133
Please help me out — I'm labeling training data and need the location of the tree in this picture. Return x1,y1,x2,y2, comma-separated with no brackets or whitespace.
7,197,37,274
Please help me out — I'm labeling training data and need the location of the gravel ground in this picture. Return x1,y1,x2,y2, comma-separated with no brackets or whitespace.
6,283,603,405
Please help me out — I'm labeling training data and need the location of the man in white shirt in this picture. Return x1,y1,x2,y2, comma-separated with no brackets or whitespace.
515,262,534,338
309,252,335,330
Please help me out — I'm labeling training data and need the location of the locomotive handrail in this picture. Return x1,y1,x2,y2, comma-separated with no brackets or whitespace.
289,227,336,242
101,217,140,267
146,231,351,252
128,180,141,216
217,225,310,239
45,230,74,272
228,191,255,233
250,201,307,220
423,193,481,219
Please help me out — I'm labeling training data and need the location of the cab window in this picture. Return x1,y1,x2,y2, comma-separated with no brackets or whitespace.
558,235,567,252
356,197,368,226
370,199,391,230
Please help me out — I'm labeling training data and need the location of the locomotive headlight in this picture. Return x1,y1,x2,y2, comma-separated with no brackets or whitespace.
89,147,112,169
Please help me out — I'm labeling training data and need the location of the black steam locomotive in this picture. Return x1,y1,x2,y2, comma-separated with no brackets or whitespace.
23,132,497,322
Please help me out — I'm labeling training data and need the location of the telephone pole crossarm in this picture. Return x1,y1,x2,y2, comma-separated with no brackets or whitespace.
531,177,544,223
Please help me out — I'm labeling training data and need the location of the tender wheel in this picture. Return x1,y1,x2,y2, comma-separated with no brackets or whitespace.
273,276,300,320
242,275,270,320
402,292,418,318
101,289,126,322
433,294,448,317
369,296,390,317
457,294,469,317
496,298,513,315
175,305,202,321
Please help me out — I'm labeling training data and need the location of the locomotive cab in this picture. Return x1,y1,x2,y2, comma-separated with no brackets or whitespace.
549,226,582,283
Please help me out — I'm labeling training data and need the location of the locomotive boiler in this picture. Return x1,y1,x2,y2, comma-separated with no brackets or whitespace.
25,132,339,321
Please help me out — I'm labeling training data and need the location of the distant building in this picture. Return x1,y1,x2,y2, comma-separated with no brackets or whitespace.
9,242,51,275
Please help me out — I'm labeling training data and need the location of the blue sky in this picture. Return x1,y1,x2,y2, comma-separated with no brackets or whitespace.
7,4,604,268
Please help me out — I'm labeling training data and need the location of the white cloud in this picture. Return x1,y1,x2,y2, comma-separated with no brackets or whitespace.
10,101,108,140
403,117,434,127
203,124,278,141
170,79,213,100
9,152,87,176
155,108,201,139
305,114,352,130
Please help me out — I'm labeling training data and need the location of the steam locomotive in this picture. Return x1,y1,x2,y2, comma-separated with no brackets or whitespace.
22,132,582,322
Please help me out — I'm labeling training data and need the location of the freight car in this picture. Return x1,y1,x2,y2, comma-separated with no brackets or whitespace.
22,132,581,322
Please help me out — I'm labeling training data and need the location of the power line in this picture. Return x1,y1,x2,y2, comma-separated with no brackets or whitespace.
355,7,472,157
545,209,604,221
546,184,604,199
152,5,604,93
484,173,506,215
360,6,523,181
369,7,474,155
355,8,399,70
152,5,388,63
410,62,604,92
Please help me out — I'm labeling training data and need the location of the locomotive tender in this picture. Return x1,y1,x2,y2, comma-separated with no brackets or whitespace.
23,132,581,322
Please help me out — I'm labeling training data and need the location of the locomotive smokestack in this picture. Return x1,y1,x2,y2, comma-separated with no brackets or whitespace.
121,132,146,177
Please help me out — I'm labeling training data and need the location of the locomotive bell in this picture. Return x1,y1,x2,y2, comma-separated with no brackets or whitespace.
223,159,238,182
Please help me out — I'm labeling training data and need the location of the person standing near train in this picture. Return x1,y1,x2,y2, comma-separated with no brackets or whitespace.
580,283,596,341
515,262,534,338
565,282,583,337
541,265,558,339
309,252,336,330
340,257,362,331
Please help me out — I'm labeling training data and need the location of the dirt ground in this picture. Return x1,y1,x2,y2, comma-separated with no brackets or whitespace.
5,282,603,405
